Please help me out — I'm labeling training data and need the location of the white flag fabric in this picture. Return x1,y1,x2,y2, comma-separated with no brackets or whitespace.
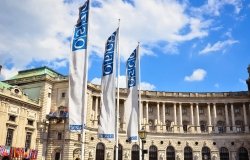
125,47,139,142
69,0,89,132
98,30,118,140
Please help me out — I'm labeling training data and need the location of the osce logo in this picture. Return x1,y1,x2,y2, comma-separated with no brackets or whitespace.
72,1,89,51
103,31,117,76
127,49,137,88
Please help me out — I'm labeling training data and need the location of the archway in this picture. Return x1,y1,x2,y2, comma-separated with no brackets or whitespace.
202,146,211,160
166,146,175,160
149,145,158,160
219,147,229,160
184,146,193,160
238,147,249,160
131,144,140,160
113,144,123,160
95,142,105,160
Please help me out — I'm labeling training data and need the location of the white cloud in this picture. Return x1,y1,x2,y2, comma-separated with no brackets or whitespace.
184,69,207,82
0,0,210,72
91,75,155,90
199,39,239,55
192,0,242,16
0,67,19,80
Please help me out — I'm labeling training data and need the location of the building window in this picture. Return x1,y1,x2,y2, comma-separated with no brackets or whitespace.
25,132,32,148
183,107,187,115
166,146,175,160
48,93,51,98
9,115,16,122
165,107,170,115
131,144,140,160
235,120,244,132
96,143,105,160
184,146,193,160
217,121,226,133
149,145,158,160
78,134,81,141
238,147,249,160
27,119,34,126
200,121,207,132
220,147,229,160
217,108,223,115
199,108,204,114
5,128,14,146
61,92,65,98
113,144,123,160
165,120,172,132
149,106,153,113
58,132,62,140
234,107,240,115
202,147,211,160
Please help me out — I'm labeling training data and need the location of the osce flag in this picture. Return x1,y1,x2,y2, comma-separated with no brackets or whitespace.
69,0,89,132
98,29,118,140
125,46,139,142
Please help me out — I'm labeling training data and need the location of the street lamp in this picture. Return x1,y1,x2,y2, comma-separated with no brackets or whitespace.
138,127,148,160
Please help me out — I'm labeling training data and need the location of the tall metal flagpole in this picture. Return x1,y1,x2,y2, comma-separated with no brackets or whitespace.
115,19,121,160
81,0,91,159
137,42,142,160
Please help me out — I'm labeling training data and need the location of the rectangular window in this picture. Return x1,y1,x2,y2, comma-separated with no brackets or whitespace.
5,128,14,146
9,115,16,122
234,108,240,115
58,132,62,140
25,132,32,148
199,108,204,114
27,119,34,126
182,108,187,115
165,108,170,115
149,106,153,113
78,134,81,141
48,93,51,98
61,92,65,98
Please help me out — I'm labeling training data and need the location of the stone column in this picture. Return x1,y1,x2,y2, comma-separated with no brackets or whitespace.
179,103,183,133
156,102,160,132
225,103,230,132
213,103,218,133
173,103,178,133
140,101,143,127
231,103,236,132
162,103,166,132
207,103,212,133
94,97,99,127
146,101,149,131
243,103,249,132
196,103,201,133
190,103,194,133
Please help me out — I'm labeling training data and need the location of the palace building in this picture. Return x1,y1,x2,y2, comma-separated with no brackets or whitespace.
0,66,250,160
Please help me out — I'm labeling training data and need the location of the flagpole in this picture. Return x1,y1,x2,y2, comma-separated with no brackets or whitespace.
81,0,91,160
137,42,142,160
115,19,120,160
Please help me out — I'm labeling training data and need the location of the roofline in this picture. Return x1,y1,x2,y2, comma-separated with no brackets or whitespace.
18,66,66,77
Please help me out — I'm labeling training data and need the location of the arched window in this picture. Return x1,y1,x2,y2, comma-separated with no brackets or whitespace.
166,146,175,160
184,146,193,160
220,147,229,160
149,145,158,160
113,144,123,160
202,147,211,160
217,121,226,133
238,147,249,160
96,143,105,160
131,144,140,160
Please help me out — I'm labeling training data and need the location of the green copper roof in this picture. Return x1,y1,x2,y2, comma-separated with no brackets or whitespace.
10,66,66,80
0,81,12,89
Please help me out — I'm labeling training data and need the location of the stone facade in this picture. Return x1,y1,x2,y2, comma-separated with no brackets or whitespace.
0,66,250,160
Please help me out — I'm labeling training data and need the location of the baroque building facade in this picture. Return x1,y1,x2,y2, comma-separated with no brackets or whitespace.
0,66,250,160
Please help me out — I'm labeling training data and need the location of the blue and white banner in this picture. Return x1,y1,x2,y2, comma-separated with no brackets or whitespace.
125,46,139,142
69,0,89,132
98,29,118,140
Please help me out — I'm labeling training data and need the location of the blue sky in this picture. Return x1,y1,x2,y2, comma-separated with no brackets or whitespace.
0,0,249,92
